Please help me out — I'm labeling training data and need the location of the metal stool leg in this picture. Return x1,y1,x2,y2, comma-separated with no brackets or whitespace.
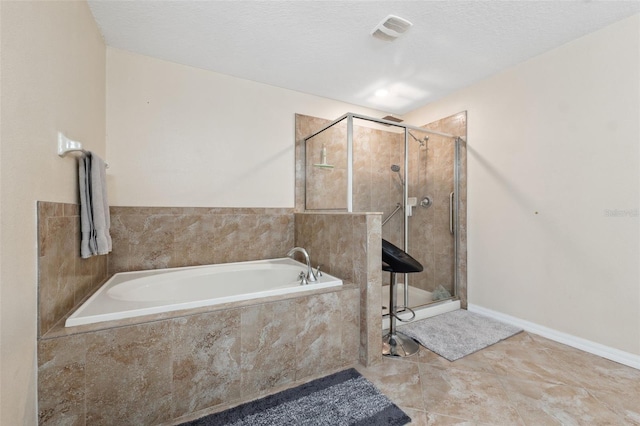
383,272,420,357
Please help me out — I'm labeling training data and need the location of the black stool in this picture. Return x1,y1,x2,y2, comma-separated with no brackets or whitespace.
382,239,423,357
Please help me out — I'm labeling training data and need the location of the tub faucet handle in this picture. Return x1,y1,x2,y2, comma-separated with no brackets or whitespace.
315,264,323,277
298,271,308,285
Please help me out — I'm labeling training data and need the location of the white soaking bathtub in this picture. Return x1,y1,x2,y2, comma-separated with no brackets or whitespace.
65,257,342,327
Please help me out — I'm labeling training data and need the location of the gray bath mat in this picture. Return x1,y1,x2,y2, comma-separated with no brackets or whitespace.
179,368,410,426
398,309,522,361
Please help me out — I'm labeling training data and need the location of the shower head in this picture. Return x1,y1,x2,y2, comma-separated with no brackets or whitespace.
408,132,429,147
390,164,404,186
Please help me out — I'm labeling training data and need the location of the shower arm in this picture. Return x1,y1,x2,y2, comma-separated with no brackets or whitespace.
382,203,403,227
408,131,428,146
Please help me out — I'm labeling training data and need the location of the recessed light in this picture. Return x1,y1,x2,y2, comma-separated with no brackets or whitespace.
375,88,389,97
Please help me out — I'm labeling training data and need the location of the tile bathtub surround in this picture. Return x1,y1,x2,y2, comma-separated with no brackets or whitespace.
38,201,108,336
38,204,362,423
38,287,360,426
108,207,295,274
295,212,382,367
38,204,293,336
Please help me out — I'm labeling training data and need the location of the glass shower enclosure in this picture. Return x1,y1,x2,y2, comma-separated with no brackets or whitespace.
304,113,463,316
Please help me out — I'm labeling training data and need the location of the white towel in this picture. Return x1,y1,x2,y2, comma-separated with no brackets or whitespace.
78,152,111,258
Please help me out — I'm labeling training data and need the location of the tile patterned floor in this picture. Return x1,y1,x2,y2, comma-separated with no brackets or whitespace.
357,332,640,425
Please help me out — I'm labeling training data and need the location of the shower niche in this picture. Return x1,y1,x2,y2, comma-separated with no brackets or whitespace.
299,112,467,315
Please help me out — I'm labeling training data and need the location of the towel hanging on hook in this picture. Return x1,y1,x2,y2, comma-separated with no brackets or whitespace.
78,151,112,258
57,132,109,168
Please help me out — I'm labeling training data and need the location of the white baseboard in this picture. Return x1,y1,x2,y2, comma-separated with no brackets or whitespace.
468,304,640,370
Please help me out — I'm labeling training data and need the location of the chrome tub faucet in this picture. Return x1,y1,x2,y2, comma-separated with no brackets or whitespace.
286,247,317,282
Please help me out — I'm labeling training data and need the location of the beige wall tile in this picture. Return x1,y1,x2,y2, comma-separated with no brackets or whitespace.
294,212,381,367
38,335,87,426
364,214,382,366
108,207,294,274
240,300,297,397
295,292,344,378
172,310,241,418
340,287,361,364
85,321,173,425
37,202,108,336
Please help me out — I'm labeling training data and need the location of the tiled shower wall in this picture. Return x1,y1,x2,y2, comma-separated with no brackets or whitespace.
304,119,348,210
297,114,404,248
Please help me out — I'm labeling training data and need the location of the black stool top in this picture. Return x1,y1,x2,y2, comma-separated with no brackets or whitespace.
382,239,423,273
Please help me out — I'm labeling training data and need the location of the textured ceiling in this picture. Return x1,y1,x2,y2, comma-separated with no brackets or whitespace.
88,1,640,115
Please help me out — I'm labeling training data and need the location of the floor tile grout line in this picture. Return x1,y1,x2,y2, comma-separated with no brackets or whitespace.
581,386,633,424
493,372,532,426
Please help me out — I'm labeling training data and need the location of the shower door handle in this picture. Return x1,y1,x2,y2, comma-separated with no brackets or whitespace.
449,192,455,235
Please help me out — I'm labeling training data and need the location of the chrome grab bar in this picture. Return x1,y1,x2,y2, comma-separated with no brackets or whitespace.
382,203,402,226
449,192,455,235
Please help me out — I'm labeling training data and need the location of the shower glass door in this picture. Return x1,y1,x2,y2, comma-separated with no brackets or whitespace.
405,128,457,308
303,112,462,312
349,118,459,313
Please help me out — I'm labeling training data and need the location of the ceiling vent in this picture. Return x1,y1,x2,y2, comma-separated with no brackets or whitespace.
381,115,404,126
371,15,413,41
382,115,403,123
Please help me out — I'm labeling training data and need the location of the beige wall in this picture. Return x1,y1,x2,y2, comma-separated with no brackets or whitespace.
0,2,106,424
106,48,390,208
405,15,640,355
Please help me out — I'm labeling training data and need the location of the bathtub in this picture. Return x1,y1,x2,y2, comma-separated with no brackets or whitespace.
65,257,342,327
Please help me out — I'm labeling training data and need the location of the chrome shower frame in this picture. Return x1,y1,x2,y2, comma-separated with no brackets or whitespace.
303,112,462,310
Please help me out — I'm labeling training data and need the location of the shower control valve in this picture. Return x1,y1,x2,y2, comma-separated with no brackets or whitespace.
420,196,432,208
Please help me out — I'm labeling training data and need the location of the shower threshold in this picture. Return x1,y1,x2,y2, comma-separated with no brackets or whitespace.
381,283,460,330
